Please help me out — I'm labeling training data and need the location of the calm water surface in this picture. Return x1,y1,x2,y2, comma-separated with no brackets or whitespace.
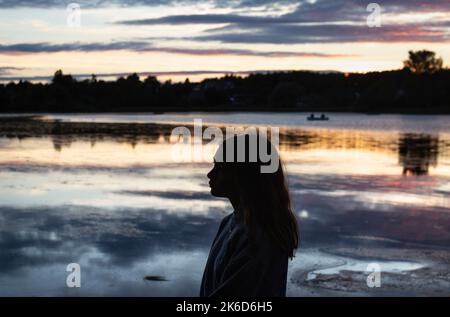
0,113,449,296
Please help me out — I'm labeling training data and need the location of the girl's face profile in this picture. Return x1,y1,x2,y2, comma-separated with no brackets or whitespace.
207,161,234,198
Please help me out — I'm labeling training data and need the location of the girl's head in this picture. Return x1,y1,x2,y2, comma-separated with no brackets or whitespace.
207,133,299,258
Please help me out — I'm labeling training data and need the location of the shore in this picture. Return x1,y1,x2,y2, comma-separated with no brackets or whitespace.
288,242,450,296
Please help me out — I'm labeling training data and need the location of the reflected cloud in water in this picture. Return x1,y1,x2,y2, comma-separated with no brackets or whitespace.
0,205,223,296
1,115,450,296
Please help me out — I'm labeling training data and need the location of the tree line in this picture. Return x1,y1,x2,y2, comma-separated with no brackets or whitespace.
1,50,449,113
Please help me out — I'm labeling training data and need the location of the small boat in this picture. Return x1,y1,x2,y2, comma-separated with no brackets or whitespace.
307,113,329,121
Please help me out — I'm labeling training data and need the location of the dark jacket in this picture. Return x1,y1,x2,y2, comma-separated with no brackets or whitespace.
200,209,289,297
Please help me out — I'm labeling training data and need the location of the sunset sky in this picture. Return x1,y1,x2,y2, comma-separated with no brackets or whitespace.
0,0,449,82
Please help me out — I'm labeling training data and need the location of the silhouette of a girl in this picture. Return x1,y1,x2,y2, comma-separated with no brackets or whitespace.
200,133,299,297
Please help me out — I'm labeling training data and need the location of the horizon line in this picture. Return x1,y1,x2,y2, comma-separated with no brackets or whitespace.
1,68,408,84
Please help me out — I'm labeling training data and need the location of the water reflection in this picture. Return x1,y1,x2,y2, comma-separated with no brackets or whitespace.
0,205,222,296
399,134,439,176
0,116,450,296
1,118,449,176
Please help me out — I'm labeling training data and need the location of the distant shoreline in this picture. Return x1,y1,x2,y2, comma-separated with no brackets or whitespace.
2,108,450,115
2,69,450,114
2,112,450,138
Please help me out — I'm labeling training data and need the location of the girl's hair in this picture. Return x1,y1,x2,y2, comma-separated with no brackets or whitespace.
218,133,299,258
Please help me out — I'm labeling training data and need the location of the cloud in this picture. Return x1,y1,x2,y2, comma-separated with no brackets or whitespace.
2,0,449,46
114,0,450,44
116,14,299,26
2,0,450,17
116,0,450,25
0,0,105,8
0,66,23,75
0,41,353,57
139,47,352,58
0,41,150,53
190,22,450,44
0,0,298,9
135,15,447,45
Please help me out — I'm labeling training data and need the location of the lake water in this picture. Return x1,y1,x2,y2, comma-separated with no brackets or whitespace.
0,113,449,296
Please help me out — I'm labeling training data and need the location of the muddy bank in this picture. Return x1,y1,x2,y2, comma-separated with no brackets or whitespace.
288,245,450,296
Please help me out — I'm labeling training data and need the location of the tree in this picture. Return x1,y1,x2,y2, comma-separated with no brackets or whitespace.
268,82,305,108
403,50,443,74
144,75,160,90
52,69,75,86
126,73,140,83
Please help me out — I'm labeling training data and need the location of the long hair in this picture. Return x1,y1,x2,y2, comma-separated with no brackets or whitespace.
217,132,299,258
